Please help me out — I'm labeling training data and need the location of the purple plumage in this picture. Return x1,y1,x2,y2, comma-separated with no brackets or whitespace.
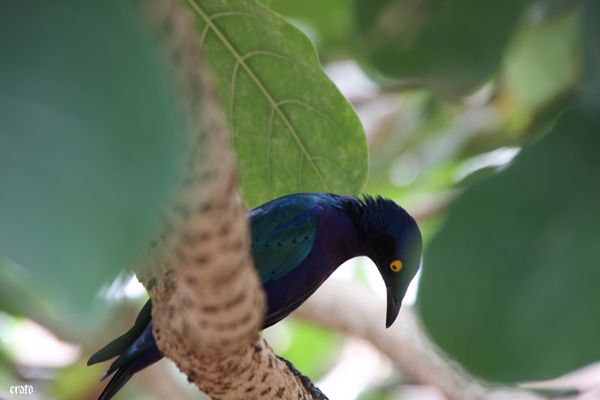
89,193,422,399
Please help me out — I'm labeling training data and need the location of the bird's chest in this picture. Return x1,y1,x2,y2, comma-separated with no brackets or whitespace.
261,242,338,327
262,216,358,325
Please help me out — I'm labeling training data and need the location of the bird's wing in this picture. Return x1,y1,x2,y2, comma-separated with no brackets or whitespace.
250,195,322,284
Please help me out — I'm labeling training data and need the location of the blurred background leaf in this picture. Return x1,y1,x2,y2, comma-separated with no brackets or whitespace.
418,106,600,382
500,8,581,130
0,1,184,323
351,0,529,94
417,0,600,384
580,0,600,111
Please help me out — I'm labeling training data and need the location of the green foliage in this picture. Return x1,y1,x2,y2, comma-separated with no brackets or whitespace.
52,360,104,400
419,107,600,382
418,0,600,383
1,0,596,397
352,0,530,93
503,10,581,115
580,0,600,111
184,0,368,207
0,2,184,319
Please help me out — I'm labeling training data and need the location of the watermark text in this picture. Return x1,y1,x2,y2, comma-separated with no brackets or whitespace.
9,385,34,395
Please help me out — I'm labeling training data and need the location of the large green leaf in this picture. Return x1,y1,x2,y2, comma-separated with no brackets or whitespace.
0,2,183,317
418,107,600,382
352,0,531,94
184,0,368,207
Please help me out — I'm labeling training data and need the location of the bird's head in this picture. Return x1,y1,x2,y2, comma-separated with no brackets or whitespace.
346,196,422,328
370,213,422,328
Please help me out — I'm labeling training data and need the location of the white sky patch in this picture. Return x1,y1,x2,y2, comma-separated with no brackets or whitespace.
455,146,521,182
330,257,360,282
123,275,147,299
325,60,378,100
390,154,421,188
99,273,146,302
317,338,392,400
262,320,292,354
0,314,80,368
362,257,386,301
403,268,421,306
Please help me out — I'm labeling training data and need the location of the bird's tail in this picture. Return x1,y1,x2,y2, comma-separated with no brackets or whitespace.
88,301,163,400
98,346,163,400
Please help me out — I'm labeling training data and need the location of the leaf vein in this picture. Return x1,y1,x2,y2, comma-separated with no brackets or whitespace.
230,51,295,130
200,12,257,50
276,99,346,132
266,107,276,198
185,0,330,190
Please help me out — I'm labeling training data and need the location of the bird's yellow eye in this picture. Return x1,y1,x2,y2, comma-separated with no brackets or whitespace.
389,259,403,272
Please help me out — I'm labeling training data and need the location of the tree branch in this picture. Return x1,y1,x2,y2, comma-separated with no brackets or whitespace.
132,0,319,398
294,280,545,400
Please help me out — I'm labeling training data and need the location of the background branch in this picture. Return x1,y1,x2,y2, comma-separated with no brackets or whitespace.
294,280,545,400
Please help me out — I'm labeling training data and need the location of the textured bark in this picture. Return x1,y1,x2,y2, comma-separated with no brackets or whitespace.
294,280,544,400
132,0,317,398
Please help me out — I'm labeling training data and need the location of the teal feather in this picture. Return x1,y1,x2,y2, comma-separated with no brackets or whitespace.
250,194,321,283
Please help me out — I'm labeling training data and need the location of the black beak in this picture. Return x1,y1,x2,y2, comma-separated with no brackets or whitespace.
386,291,402,328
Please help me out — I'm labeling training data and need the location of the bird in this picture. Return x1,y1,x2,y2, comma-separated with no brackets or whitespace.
88,193,422,400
